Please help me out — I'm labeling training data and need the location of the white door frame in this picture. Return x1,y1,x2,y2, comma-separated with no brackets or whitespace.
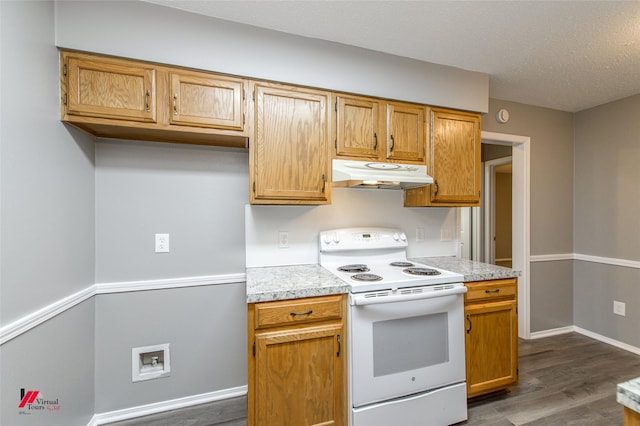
481,131,531,339
484,156,513,265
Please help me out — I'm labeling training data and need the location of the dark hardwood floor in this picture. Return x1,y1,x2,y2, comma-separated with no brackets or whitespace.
107,332,640,426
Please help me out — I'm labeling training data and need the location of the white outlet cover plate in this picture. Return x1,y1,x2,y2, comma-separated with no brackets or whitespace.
155,233,170,253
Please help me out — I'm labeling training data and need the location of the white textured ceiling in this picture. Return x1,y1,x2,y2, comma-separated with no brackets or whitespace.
145,0,640,112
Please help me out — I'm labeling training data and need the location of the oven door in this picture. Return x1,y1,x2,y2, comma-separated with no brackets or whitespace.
349,285,467,407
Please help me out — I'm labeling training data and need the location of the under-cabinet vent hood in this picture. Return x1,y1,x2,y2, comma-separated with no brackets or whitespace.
332,159,434,190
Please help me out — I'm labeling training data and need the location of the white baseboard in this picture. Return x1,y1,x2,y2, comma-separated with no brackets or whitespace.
529,325,575,339
88,385,247,426
574,326,640,356
529,325,640,356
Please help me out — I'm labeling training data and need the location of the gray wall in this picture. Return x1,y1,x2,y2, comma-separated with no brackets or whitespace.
0,2,96,425
0,0,95,325
93,139,249,411
573,95,640,347
482,99,575,332
1,301,96,426
95,284,247,412
95,140,248,282
574,95,640,260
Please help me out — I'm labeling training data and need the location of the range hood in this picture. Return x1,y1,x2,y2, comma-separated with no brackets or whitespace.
332,159,434,190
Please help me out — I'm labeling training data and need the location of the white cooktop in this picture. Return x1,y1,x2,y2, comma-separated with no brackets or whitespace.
319,227,463,293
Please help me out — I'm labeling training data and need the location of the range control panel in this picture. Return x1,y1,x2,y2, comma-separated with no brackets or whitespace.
319,227,408,252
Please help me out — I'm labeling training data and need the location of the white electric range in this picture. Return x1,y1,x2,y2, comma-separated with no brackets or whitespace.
319,227,468,426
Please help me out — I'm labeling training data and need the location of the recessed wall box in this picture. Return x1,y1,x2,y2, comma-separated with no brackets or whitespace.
132,343,171,382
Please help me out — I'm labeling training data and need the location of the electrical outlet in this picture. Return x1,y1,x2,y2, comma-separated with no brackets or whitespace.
155,234,170,253
278,231,289,248
613,301,626,316
416,227,425,242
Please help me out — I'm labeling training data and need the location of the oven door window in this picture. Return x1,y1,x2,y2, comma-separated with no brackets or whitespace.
373,312,448,377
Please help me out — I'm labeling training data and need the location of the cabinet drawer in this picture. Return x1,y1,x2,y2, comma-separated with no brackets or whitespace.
465,278,517,302
254,295,343,329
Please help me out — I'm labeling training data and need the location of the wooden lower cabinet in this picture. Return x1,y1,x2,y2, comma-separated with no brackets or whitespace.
464,278,518,398
624,407,640,426
248,295,347,426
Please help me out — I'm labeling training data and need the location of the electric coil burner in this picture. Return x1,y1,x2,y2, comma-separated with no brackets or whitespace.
403,267,441,276
351,273,383,282
390,261,414,267
338,264,370,273
319,227,463,293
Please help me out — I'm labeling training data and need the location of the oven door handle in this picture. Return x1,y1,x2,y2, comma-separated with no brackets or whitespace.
350,286,467,306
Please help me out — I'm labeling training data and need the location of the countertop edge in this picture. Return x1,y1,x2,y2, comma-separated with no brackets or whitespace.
617,378,640,414
246,258,520,303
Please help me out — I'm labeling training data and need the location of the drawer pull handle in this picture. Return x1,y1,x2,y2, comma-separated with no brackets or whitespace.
290,310,313,316
485,289,500,294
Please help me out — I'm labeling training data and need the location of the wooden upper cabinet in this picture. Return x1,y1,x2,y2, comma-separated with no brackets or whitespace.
404,108,481,207
335,95,381,159
169,70,246,130
60,50,248,148
64,52,157,123
334,96,427,165
251,82,331,205
385,102,427,163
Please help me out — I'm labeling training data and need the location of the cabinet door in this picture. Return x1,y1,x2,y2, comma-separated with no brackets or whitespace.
430,109,481,204
465,299,518,398
170,71,246,130
252,84,330,204
254,324,344,426
64,53,156,123
385,103,426,163
404,109,481,207
335,95,381,159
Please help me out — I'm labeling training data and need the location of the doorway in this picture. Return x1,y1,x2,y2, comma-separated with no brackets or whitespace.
460,131,531,338
484,156,513,267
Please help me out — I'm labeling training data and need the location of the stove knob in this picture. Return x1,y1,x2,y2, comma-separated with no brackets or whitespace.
322,234,332,245
399,232,407,242
332,233,340,244
392,232,400,241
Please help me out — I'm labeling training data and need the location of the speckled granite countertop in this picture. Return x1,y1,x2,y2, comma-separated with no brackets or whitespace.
618,377,640,414
246,258,519,303
246,264,349,303
411,256,520,282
